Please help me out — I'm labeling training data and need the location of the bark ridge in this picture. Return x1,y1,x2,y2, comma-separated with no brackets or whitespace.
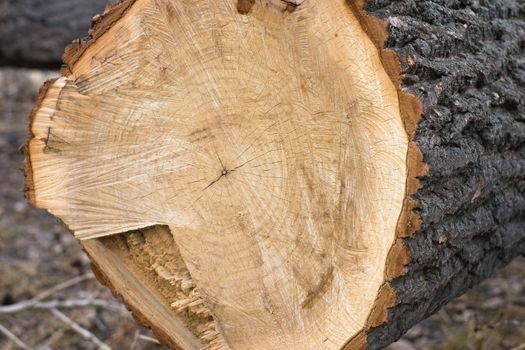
365,1,525,348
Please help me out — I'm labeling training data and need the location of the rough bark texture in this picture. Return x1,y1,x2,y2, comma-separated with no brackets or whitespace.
0,0,106,68
364,1,525,348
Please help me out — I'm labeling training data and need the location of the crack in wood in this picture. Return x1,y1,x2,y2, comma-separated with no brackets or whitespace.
301,265,335,309
237,0,302,14
237,0,255,14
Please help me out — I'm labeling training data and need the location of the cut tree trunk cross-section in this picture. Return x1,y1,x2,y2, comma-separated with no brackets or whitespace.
24,0,525,349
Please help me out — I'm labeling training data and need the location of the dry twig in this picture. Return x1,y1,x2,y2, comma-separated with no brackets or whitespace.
0,323,31,350
0,273,122,350
138,334,161,344
0,273,94,313
0,298,126,314
50,308,111,350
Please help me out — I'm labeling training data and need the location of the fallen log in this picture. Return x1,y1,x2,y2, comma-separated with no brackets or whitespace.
24,0,525,349
0,0,106,68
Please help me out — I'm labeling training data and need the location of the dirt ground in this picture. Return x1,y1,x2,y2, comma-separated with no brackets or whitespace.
0,67,524,349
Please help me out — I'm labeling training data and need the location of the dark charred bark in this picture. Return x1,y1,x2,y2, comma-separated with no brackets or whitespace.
364,1,525,348
0,0,107,68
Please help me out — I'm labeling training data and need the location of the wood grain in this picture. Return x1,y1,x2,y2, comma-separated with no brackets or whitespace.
25,0,415,348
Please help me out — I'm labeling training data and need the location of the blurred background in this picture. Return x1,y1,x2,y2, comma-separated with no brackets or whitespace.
1,1,524,349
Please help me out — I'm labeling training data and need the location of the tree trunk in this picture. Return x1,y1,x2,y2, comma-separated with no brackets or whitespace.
24,0,525,349
0,0,106,68
358,1,525,348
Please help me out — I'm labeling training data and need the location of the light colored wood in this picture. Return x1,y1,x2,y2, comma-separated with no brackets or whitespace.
82,236,203,350
27,0,408,348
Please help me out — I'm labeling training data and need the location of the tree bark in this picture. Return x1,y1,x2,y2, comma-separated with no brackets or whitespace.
359,1,525,348
0,0,107,68
23,0,525,349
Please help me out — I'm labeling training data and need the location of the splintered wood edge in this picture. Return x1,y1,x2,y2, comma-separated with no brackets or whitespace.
23,0,426,348
24,0,140,203
83,239,201,350
23,2,205,346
